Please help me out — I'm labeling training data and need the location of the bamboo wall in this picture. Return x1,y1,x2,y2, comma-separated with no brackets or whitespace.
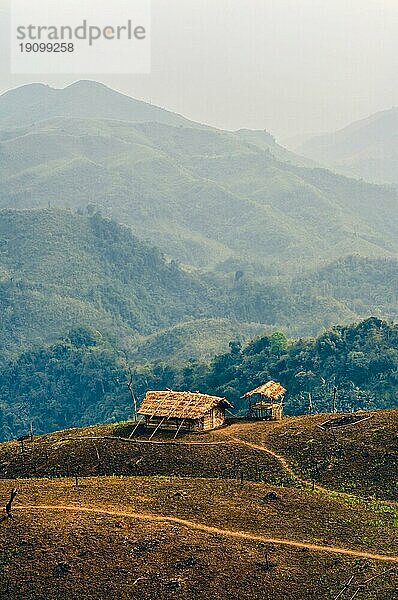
145,407,226,432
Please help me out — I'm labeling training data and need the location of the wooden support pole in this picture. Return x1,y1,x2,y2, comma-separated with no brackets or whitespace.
332,386,337,414
308,392,313,415
127,373,138,422
129,416,145,439
149,417,166,441
174,419,185,439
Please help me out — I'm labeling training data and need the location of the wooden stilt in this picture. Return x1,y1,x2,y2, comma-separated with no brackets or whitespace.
149,417,166,440
174,419,185,439
129,416,145,439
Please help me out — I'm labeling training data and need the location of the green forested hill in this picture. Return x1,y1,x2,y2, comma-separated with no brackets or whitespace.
0,332,130,440
0,208,231,361
1,317,398,440
0,207,318,363
2,208,398,366
177,317,398,415
1,83,398,439
1,83,398,273
0,208,397,439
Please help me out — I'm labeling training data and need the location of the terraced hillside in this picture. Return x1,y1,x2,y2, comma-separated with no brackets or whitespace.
0,412,396,598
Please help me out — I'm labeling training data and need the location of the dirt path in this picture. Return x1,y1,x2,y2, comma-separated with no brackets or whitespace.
230,436,307,485
229,435,398,507
14,504,398,564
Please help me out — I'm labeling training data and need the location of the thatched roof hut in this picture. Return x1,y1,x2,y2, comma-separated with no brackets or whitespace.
243,380,285,421
139,390,233,433
243,381,286,400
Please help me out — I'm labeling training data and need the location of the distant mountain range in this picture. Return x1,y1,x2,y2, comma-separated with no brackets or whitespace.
0,80,199,130
294,107,398,185
1,81,398,276
1,82,398,365
1,208,398,367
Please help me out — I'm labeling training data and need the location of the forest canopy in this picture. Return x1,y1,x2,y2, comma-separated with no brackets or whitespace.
0,317,397,441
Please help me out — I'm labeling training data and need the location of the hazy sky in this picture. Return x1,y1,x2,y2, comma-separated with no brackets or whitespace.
1,0,398,140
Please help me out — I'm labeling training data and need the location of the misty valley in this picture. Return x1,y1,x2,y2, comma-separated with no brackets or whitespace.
0,81,397,441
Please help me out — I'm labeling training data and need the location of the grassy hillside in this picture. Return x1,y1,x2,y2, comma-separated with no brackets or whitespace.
1,476,397,599
1,411,396,500
0,414,397,598
296,107,398,184
294,255,398,320
1,86,398,273
131,319,266,363
0,421,291,485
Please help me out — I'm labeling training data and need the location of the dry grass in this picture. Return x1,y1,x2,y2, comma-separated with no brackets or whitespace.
0,424,292,486
139,390,232,419
225,410,398,500
0,476,397,600
0,411,397,598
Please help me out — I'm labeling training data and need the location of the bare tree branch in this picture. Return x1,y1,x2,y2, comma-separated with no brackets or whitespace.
127,372,138,422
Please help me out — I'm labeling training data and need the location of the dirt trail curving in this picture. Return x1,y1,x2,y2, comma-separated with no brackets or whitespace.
229,434,398,507
230,436,310,487
14,504,398,564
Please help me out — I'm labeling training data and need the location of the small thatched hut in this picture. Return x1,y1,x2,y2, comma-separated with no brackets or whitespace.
138,390,233,433
243,381,286,421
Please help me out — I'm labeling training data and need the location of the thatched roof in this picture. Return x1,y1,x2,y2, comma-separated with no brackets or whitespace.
242,380,286,400
138,391,233,419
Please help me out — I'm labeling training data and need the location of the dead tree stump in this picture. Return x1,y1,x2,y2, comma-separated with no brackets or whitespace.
0,489,18,523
